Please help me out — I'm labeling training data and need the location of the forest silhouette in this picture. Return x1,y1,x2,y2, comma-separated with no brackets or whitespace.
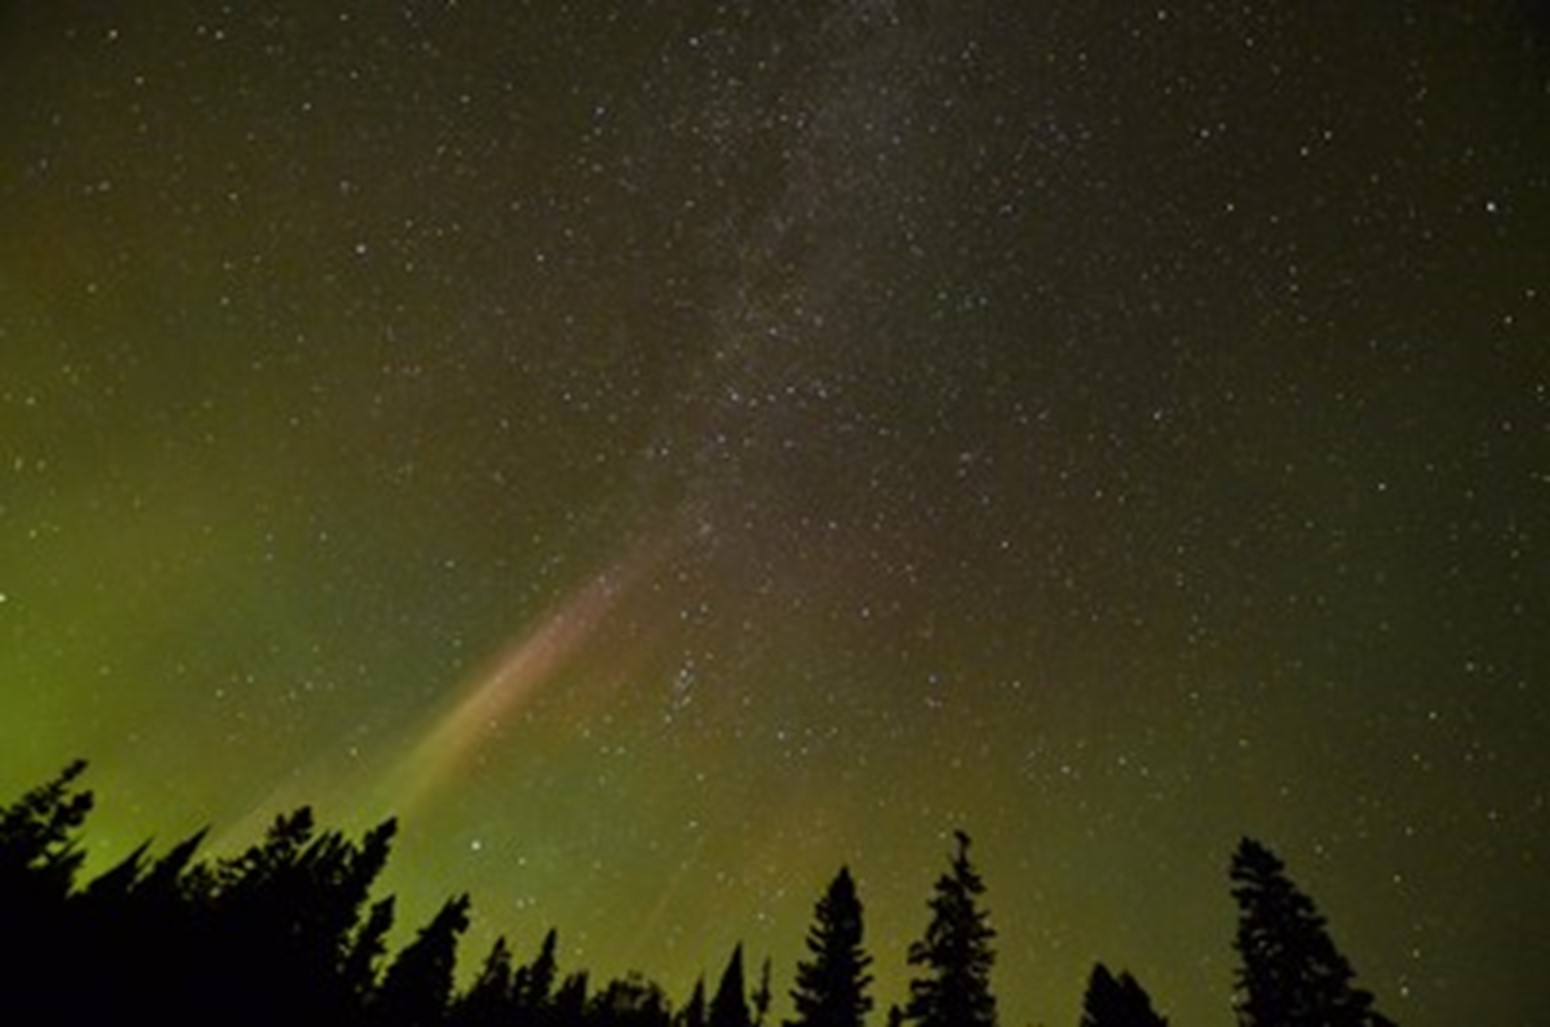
0,761,1396,1027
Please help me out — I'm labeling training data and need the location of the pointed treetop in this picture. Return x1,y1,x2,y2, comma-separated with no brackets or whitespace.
1080,963,1167,1027
903,833,997,1027
1230,837,1392,1027
788,865,874,1027
711,943,752,1027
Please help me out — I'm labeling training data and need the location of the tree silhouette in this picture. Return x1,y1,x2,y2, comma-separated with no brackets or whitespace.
752,957,773,1027
1230,838,1395,1027
0,758,92,905
520,926,563,1017
903,831,997,1027
588,972,674,1027
191,806,400,1026
1079,964,1167,1027
374,893,472,1026
555,971,591,1026
788,866,873,1027
454,936,515,1027
0,765,711,1027
0,760,95,1021
677,976,709,1027
73,826,208,1020
347,897,400,1007
710,944,752,1027
0,764,1418,1027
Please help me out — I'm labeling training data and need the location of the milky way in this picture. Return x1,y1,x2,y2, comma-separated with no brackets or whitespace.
1,4,1546,1025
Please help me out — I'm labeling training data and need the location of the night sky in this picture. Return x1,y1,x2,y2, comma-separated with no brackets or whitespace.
1,3,1546,1025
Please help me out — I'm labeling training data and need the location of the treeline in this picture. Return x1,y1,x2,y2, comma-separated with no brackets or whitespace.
0,761,1395,1027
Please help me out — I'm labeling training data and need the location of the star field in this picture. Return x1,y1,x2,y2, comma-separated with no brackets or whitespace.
1,4,1546,1025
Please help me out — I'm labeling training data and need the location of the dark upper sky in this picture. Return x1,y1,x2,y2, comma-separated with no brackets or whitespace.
1,3,1546,1025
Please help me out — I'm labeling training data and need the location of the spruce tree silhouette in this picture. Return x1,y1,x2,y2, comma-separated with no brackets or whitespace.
454,936,515,1027
0,759,91,913
75,826,209,1021
1078,964,1167,1027
677,976,709,1027
0,759,94,1021
555,970,591,1025
197,806,401,1026
588,972,674,1027
12,764,1415,1027
519,926,563,1017
788,866,874,1027
1230,838,1396,1027
373,893,472,1027
348,896,401,1008
448,925,583,1027
752,957,774,1027
0,765,717,1027
0,761,412,1027
709,944,752,1027
903,832,997,1027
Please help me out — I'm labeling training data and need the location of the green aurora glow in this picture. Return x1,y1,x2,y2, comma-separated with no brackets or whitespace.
1,4,1546,1025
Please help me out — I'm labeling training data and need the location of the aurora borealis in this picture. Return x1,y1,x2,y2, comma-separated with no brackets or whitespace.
1,2,1546,1024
